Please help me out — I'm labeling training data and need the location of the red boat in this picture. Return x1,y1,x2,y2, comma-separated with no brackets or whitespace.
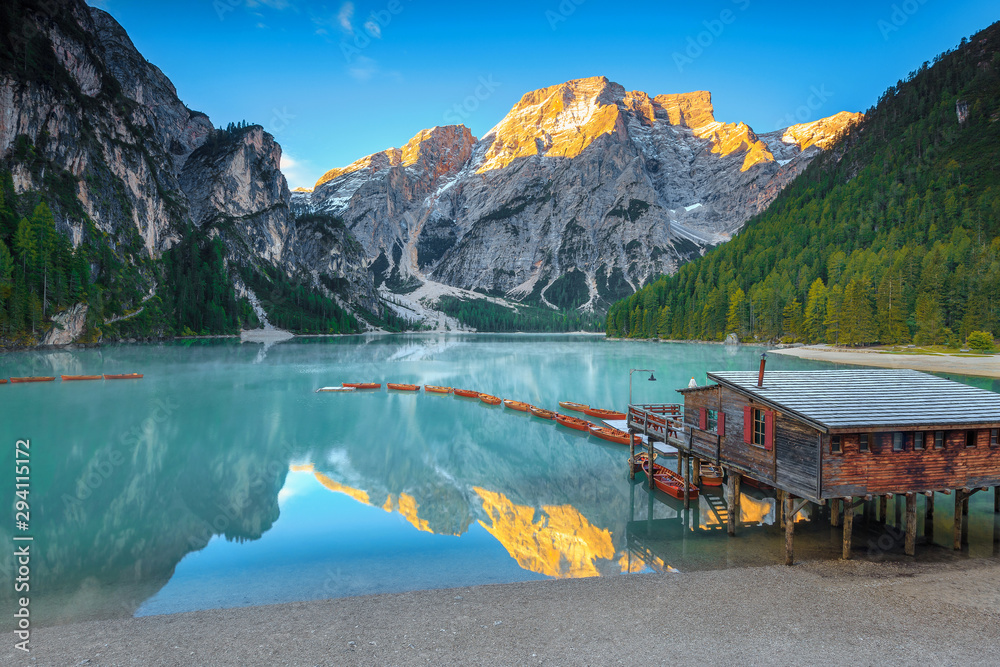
642,456,700,500
61,375,103,381
529,406,556,420
589,426,639,445
387,383,419,391
104,373,143,380
479,393,502,406
453,388,480,398
503,399,532,412
424,385,453,394
584,407,627,420
700,462,725,486
0,379,7,384
555,413,594,431
342,382,380,389
10,376,56,383
631,451,667,476
558,401,589,412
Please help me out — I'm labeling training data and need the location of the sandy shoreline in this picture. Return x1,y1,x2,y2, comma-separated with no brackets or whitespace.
769,344,1000,379
8,558,999,666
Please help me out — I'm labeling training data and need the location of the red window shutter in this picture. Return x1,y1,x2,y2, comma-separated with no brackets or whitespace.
743,406,752,444
718,412,725,437
765,410,775,451
699,407,707,430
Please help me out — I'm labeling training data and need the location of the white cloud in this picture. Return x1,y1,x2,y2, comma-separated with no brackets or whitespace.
280,153,321,190
337,2,355,33
363,19,382,39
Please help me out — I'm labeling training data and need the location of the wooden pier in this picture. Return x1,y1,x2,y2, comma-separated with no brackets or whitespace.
628,367,1000,564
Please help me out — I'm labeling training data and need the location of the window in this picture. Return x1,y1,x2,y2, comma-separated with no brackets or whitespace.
859,433,870,453
991,429,998,448
934,431,945,450
753,409,767,447
707,409,718,432
831,435,842,454
892,432,904,452
914,432,925,451
965,430,977,448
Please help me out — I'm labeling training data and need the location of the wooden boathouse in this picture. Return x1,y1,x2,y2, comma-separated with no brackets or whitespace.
628,366,1000,564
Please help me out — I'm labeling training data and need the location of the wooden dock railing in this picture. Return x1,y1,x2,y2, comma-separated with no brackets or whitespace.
627,404,683,442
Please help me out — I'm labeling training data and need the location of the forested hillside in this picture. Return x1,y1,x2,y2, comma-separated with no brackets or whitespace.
607,22,1000,347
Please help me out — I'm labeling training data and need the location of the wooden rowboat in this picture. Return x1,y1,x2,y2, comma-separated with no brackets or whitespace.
316,386,356,392
742,476,774,491
0,379,7,384
387,383,420,391
558,401,590,413
632,451,668,476
642,456,699,500
584,407,627,420
453,388,480,398
61,375,103,381
700,462,725,487
529,406,556,420
478,393,502,406
10,376,56,383
589,426,639,445
424,385,453,394
503,399,532,412
104,373,143,380
342,382,380,389
555,413,594,431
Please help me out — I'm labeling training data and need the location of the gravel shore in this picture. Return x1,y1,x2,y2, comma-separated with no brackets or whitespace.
769,345,1000,379
8,558,999,666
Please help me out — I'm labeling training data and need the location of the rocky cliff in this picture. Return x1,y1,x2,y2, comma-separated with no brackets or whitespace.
301,77,862,312
0,0,380,342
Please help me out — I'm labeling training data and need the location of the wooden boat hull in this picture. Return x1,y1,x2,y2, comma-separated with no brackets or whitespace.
453,388,480,398
61,375,102,381
589,426,639,445
700,463,725,487
387,383,420,391
104,373,143,380
642,459,699,500
316,386,356,392
342,382,380,389
10,376,56,383
529,406,556,420
503,400,532,412
558,401,589,413
424,385,453,394
0,379,7,384
584,407,627,420
479,393,502,406
555,413,594,431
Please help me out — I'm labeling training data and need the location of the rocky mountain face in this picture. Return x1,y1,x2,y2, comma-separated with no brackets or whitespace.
0,0,380,338
299,77,861,312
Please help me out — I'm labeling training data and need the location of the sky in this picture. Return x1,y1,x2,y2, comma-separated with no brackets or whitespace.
93,0,999,189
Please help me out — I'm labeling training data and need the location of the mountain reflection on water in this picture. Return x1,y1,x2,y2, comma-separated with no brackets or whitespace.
1,335,996,625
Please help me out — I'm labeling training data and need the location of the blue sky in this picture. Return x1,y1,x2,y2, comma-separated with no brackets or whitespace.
93,0,998,189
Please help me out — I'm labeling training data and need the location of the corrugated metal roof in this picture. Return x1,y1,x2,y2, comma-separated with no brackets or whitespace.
706,369,1000,430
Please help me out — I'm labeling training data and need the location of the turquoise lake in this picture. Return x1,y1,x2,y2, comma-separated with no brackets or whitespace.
1,335,998,627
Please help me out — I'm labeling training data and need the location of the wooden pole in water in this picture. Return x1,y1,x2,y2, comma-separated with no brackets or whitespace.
831,498,840,527
925,492,935,540
646,436,654,485
693,458,701,487
784,493,794,566
995,486,999,513
777,489,785,529
905,493,917,556
728,472,741,536
683,454,691,510
894,493,902,526
954,490,964,551
629,434,636,480
963,495,970,516
842,497,854,559
879,495,888,523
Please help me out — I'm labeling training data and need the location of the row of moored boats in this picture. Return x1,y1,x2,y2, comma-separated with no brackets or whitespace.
1,373,143,384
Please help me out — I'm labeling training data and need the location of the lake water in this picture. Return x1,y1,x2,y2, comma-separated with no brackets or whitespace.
1,335,998,627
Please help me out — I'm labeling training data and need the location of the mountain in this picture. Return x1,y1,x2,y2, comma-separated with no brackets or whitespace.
605,23,1000,346
297,77,861,316
0,0,383,346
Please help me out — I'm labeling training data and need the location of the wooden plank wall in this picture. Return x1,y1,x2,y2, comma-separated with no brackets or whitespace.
774,418,821,499
822,429,1000,497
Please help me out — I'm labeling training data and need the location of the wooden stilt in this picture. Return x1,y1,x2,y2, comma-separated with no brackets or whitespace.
842,498,854,559
831,498,840,527
728,472,741,536
683,454,690,510
995,486,999,513
879,495,888,523
905,493,917,556
925,492,935,540
646,437,654,485
692,458,701,487
953,490,964,551
628,434,636,480
777,489,785,529
784,493,794,566
894,493,902,526
963,495,970,516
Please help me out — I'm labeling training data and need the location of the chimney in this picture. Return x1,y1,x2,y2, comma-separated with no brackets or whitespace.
757,352,767,388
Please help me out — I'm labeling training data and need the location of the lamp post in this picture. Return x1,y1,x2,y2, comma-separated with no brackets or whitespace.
628,368,657,407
